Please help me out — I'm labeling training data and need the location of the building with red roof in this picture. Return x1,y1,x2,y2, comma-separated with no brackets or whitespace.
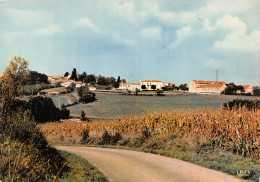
189,80,227,94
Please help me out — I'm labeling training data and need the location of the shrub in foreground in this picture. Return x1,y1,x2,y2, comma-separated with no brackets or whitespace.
0,111,68,181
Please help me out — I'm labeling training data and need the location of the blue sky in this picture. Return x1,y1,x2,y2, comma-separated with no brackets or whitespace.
0,0,259,86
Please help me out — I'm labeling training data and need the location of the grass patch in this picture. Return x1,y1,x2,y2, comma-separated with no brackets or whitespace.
55,150,108,182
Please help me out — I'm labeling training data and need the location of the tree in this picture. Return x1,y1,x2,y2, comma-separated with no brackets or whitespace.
107,77,116,86
78,71,87,82
134,88,140,95
114,76,121,88
80,111,87,121
121,79,126,84
85,74,96,84
97,76,107,85
78,87,96,103
70,68,78,81
155,89,164,96
0,57,29,119
178,83,188,91
64,72,69,77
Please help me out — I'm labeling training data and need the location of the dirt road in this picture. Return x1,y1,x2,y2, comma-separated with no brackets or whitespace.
57,146,242,182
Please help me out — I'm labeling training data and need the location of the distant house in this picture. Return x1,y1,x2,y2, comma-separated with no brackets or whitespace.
189,80,227,94
140,80,164,90
119,83,141,91
89,86,96,91
48,75,64,83
119,80,165,91
163,82,175,87
241,85,253,94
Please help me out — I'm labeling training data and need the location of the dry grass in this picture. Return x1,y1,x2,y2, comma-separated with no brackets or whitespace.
40,108,260,159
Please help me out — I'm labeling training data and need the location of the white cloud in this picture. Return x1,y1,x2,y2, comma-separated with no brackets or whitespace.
199,0,253,17
140,27,162,41
6,8,48,25
113,33,136,46
157,11,197,26
170,26,193,48
76,17,100,33
214,30,260,54
37,24,62,35
215,15,246,33
208,15,260,54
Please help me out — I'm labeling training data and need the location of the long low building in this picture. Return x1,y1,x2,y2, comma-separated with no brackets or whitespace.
189,80,227,94
119,80,169,91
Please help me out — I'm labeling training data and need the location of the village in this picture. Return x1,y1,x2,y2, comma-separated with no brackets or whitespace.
47,74,254,95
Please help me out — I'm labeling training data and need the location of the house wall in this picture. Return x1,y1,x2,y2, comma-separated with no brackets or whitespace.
140,81,163,90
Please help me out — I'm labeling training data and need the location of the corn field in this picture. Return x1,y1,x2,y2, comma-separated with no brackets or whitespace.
40,108,260,159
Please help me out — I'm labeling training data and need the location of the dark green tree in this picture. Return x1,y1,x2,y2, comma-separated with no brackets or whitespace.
97,76,108,85
178,83,188,91
85,74,96,84
64,72,69,77
114,76,121,88
70,68,78,81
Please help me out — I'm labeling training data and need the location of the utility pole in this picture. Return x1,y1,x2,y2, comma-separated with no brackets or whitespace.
215,70,218,91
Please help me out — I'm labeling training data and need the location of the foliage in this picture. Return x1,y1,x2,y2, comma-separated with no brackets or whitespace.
0,111,68,181
64,72,70,77
134,88,140,95
253,87,260,96
70,68,78,81
85,74,96,84
222,83,247,95
27,96,70,123
81,128,89,143
56,151,108,182
80,111,87,121
78,71,87,82
178,83,188,91
0,57,69,181
121,79,126,84
155,89,164,96
26,71,48,85
96,76,108,85
42,109,260,159
114,76,121,88
223,99,260,110
78,87,96,103
0,57,29,118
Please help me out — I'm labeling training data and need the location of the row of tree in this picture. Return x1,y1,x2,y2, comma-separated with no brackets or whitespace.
64,68,121,88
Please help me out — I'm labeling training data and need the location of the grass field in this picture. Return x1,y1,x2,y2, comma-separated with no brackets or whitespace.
56,151,108,182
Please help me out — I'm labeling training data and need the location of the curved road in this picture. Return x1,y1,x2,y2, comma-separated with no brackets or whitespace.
57,146,242,182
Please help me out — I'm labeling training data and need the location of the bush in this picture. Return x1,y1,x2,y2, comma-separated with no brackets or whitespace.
0,111,68,181
78,87,96,103
80,111,87,121
81,129,89,143
111,131,122,144
27,96,70,123
223,99,260,110
101,130,111,144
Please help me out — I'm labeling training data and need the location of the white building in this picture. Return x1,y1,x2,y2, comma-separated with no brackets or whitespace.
189,80,227,94
119,83,141,91
140,80,164,90
119,80,165,91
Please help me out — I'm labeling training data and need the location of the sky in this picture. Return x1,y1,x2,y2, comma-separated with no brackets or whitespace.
0,0,260,86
